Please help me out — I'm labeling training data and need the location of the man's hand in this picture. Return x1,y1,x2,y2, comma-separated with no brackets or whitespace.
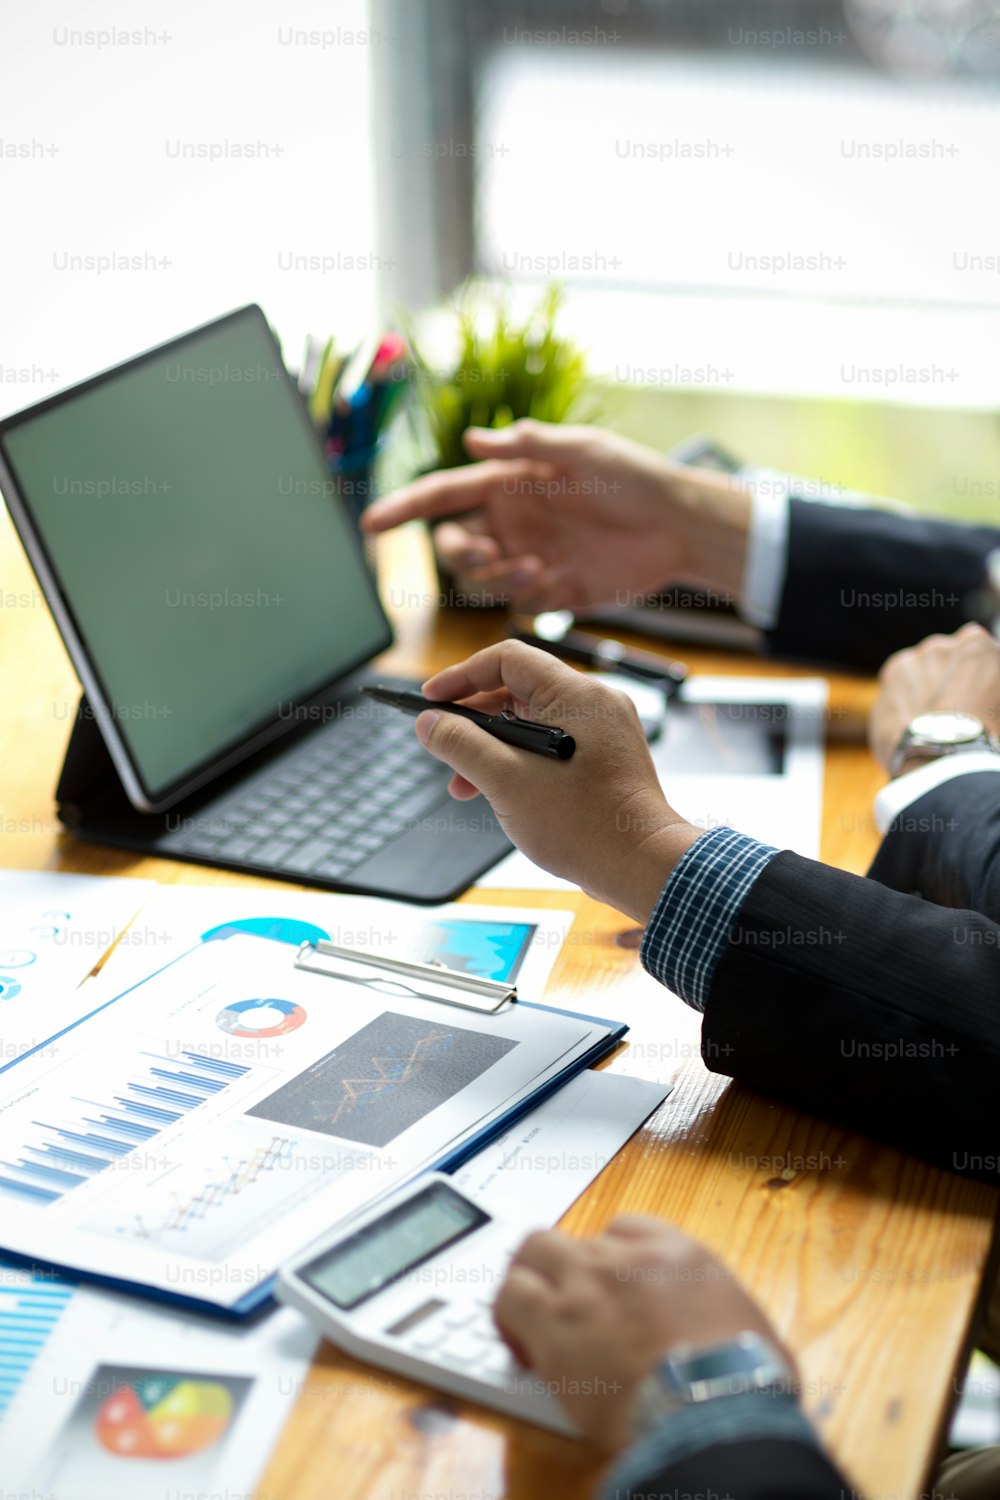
870,622,1000,773
362,420,751,612
412,641,701,922
494,1218,792,1452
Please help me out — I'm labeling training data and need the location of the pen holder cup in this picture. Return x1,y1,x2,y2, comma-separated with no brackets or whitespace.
328,443,381,579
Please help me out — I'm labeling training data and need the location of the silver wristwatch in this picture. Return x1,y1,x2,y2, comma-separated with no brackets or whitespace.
632,1332,796,1436
889,711,1000,779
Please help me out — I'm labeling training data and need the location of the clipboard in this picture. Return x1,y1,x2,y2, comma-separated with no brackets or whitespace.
295,939,516,1012
0,928,629,1317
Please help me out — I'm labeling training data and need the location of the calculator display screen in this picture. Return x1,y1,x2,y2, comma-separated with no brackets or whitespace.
301,1182,490,1311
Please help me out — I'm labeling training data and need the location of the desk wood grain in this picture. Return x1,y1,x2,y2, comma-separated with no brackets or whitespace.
0,506,995,1500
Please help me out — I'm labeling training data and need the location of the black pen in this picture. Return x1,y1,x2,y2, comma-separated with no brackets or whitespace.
362,685,576,760
510,613,688,697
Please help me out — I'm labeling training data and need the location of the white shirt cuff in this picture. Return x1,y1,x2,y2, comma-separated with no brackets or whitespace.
738,470,791,630
874,753,1000,835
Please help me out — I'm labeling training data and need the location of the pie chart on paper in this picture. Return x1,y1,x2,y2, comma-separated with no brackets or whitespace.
95,1374,234,1458
216,997,307,1038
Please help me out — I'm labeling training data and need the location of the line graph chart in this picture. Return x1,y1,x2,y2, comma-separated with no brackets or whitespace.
248,1011,517,1148
125,1134,297,1241
87,1118,332,1262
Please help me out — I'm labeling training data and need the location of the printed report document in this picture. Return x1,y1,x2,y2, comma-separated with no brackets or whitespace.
0,932,623,1313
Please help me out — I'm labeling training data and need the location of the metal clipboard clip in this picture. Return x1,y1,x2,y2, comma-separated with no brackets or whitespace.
294,939,516,1014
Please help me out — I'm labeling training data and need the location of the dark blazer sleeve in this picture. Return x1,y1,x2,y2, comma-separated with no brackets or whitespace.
634,1436,846,1499
766,499,1000,672
699,774,1000,1182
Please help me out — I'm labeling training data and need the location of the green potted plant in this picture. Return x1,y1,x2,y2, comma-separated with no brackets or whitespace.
405,283,591,606
409,282,590,470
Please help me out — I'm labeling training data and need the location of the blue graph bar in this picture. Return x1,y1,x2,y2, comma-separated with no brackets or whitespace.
0,1051,252,1206
82,1115,156,1141
0,1177,59,1203
149,1067,225,1093
130,1084,204,1108
179,1051,247,1079
36,1127,133,1156
0,1264,74,1423
1,1160,87,1189
112,1098,180,1124
25,1144,112,1173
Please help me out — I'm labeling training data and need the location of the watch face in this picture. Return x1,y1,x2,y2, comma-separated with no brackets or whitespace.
677,1342,768,1386
909,711,986,746
664,1332,793,1399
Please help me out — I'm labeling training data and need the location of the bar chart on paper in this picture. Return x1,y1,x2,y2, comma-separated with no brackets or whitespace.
0,1049,253,1206
0,1264,75,1423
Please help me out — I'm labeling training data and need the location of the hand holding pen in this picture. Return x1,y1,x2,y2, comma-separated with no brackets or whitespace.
377,641,700,922
363,685,576,759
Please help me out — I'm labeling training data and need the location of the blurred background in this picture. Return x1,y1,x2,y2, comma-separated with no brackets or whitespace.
3,0,1000,516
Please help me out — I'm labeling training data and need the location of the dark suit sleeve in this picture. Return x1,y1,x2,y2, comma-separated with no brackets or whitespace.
626,1436,846,1499
700,774,1000,1182
868,770,1000,910
766,498,1000,671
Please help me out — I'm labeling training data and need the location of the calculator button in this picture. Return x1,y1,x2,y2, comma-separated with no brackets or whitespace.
481,1344,520,1377
408,1326,448,1353
442,1305,478,1331
439,1333,486,1365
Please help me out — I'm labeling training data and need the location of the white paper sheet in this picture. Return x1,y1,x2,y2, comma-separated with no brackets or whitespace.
0,1259,317,1499
651,676,826,859
93,884,574,1006
454,1068,670,1226
0,870,153,1070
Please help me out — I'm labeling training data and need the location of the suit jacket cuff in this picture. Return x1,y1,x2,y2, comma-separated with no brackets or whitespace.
875,753,1000,834
601,1392,821,1499
739,471,791,629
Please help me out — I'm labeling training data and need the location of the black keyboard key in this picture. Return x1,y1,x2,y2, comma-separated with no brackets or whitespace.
350,831,387,854
219,834,260,862
386,785,446,823
336,811,367,831
367,787,400,808
316,796,350,817
249,836,299,865
295,810,328,831
357,794,399,817
279,836,337,872
255,809,292,831
176,832,226,855
234,794,272,814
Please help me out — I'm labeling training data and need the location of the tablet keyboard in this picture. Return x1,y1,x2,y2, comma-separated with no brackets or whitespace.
164,701,449,880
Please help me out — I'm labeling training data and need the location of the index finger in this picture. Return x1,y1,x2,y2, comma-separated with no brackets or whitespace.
493,1263,553,1364
361,458,556,533
508,1227,583,1281
422,640,584,721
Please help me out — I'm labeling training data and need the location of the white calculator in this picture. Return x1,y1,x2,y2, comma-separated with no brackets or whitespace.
276,1173,577,1435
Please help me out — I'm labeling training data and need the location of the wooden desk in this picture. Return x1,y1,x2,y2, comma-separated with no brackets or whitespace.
1,505,996,1500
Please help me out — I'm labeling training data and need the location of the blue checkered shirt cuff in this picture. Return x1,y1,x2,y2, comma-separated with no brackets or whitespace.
641,827,779,1012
